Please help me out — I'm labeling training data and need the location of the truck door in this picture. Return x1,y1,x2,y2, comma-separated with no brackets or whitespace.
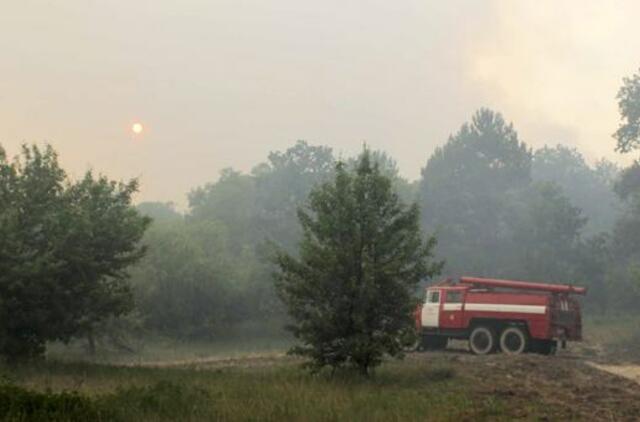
421,289,441,328
440,290,464,329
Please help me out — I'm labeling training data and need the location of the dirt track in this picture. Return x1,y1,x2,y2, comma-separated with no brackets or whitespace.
407,350,640,421
126,352,291,369
588,362,640,385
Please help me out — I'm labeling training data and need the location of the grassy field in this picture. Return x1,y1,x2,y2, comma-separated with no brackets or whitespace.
0,354,556,422
1,317,640,421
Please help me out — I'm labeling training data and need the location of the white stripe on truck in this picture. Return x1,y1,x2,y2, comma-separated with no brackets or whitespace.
443,304,463,311
464,304,546,314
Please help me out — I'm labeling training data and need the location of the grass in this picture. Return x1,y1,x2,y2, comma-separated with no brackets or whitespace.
45,320,293,366
2,316,639,421
582,313,640,361
0,359,510,422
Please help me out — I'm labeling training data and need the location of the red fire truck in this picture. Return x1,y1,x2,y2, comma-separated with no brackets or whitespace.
415,277,586,355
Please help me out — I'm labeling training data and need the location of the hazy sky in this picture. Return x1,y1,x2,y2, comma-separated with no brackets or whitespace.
2,0,639,206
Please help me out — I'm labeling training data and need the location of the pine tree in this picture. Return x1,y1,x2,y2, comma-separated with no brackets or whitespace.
275,149,441,375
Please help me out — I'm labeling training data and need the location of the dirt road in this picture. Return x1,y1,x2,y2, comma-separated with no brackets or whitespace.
410,350,640,421
588,362,640,385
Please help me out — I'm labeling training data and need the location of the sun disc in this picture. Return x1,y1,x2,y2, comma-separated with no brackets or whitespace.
132,122,144,134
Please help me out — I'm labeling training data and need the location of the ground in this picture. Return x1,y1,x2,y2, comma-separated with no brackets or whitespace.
1,317,640,421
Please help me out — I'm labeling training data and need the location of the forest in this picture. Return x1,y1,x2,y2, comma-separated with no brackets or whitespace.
130,107,638,346
2,72,640,361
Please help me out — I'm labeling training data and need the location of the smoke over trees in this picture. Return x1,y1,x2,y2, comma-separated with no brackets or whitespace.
3,66,640,360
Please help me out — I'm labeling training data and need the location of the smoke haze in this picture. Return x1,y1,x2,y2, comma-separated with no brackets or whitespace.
2,0,638,204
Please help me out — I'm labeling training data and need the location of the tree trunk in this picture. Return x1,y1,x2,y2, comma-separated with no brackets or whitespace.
87,330,96,356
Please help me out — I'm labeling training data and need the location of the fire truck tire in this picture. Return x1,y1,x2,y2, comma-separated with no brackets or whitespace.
499,326,528,355
469,326,496,355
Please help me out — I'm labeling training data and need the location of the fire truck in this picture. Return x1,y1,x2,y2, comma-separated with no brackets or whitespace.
414,277,586,355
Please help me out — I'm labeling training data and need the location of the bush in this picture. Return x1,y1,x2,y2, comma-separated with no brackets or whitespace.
0,384,103,421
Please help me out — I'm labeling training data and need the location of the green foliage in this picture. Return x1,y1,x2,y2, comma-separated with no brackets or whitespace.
420,108,532,275
614,161,640,201
574,233,611,313
131,220,233,339
347,149,417,204
532,145,619,235
0,379,210,421
604,69,640,312
0,384,102,421
614,67,640,153
253,140,335,251
506,182,586,281
0,144,150,360
188,168,258,253
137,201,182,223
275,149,441,375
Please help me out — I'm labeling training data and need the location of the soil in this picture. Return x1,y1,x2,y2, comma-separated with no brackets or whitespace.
407,342,640,421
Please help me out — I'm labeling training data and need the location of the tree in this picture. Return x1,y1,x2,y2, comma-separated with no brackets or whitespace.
60,172,151,353
614,68,640,153
606,69,640,312
531,145,619,235
614,161,640,201
275,149,441,375
420,108,531,275
347,149,417,204
532,145,619,235
188,168,257,253
0,145,68,359
253,140,335,251
131,220,236,339
137,201,182,223
505,182,586,281
0,144,149,359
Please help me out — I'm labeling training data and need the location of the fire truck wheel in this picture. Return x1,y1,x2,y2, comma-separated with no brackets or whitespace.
499,326,528,355
469,326,496,355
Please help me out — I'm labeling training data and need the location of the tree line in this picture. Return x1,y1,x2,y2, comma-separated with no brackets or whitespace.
2,68,640,362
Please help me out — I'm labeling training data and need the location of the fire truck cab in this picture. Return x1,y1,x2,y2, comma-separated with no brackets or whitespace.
415,277,586,355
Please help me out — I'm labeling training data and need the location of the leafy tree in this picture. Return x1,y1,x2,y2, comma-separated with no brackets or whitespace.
0,145,68,359
60,173,151,353
131,220,236,339
505,182,586,281
253,140,335,251
275,150,441,375
606,69,640,311
614,67,640,153
188,168,257,253
420,108,531,275
0,144,149,359
137,202,182,223
575,233,612,313
532,145,619,235
614,161,640,201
